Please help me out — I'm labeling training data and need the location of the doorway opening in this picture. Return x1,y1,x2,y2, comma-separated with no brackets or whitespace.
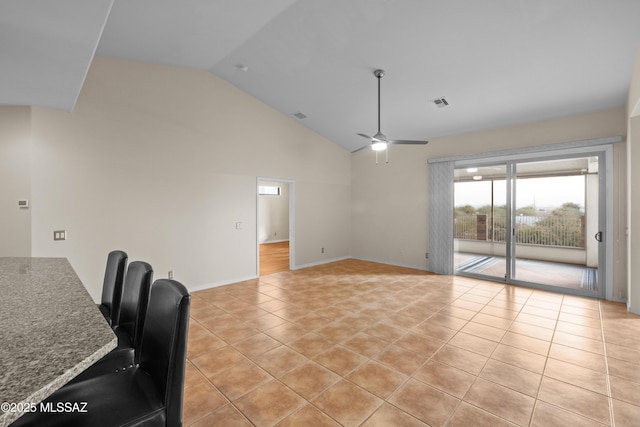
257,179,293,275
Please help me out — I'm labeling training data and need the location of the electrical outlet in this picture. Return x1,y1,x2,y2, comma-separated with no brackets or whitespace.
321,247,325,253
168,270,174,280
425,252,429,259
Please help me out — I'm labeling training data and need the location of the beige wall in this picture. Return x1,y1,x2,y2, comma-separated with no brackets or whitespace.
0,107,32,256
627,47,640,312
628,48,640,117
352,108,628,298
27,57,351,300
629,115,640,312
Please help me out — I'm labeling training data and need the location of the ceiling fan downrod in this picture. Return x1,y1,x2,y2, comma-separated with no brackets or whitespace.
375,69,384,137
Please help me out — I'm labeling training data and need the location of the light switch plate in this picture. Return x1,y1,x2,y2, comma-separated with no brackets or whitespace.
53,230,66,241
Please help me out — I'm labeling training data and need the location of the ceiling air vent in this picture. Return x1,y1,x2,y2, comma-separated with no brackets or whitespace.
293,111,307,119
432,97,449,108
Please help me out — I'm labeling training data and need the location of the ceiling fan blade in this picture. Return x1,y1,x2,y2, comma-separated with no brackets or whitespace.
357,133,373,140
388,139,429,145
351,143,372,153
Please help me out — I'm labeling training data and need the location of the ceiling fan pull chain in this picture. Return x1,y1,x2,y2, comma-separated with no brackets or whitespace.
375,150,379,165
386,148,389,164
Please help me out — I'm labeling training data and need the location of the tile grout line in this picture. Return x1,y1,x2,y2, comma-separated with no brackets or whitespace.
494,285,541,427
318,273,459,426
527,293,561,427
440,281,500,427
476,282,537,427
598,300,615,427
373,284,468,426
439,279,525,427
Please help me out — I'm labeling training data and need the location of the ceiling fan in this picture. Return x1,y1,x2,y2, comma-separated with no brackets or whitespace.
353,69,428,160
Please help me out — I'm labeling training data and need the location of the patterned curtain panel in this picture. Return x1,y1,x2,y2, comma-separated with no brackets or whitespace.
427,160,454,274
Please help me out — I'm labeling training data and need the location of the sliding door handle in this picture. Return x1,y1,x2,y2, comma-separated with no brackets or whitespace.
594,231,603,242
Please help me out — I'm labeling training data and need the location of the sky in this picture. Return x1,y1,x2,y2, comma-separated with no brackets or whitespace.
454,175,586,211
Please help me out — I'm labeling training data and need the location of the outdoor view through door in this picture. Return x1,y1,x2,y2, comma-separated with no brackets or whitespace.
453,155,602,297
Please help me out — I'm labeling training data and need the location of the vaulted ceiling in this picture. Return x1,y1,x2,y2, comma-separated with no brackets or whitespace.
2,0,639,152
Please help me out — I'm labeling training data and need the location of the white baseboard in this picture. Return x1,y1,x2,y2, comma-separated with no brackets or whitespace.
351,256,431,272
188,257,429,293
293,256,350,270
627,302,640,315
188,274,259,293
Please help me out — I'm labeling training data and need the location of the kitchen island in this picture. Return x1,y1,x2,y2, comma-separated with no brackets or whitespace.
0,258,116,426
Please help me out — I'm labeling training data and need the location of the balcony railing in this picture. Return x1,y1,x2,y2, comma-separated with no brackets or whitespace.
454,214,585,248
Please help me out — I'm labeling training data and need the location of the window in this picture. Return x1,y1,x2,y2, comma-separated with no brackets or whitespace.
258,185,280,196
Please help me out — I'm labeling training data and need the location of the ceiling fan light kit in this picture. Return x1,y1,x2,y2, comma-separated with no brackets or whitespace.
354,69,428,162
371,141,387,151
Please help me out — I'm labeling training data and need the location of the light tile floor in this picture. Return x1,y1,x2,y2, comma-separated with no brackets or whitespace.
184,259,640,426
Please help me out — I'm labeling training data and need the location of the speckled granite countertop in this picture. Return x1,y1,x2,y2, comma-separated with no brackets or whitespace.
0,258,117,427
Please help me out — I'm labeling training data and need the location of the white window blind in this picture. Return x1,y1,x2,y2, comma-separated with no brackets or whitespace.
427,160,454,274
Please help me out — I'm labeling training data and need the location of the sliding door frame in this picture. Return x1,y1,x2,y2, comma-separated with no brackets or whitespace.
450,142,615,299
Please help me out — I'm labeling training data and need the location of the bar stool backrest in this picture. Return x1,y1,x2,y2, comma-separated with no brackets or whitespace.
99,250,128,326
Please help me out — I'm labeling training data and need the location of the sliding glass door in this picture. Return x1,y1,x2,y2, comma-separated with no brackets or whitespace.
511,157,600,293
453,152,605,298
453,165,507,280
